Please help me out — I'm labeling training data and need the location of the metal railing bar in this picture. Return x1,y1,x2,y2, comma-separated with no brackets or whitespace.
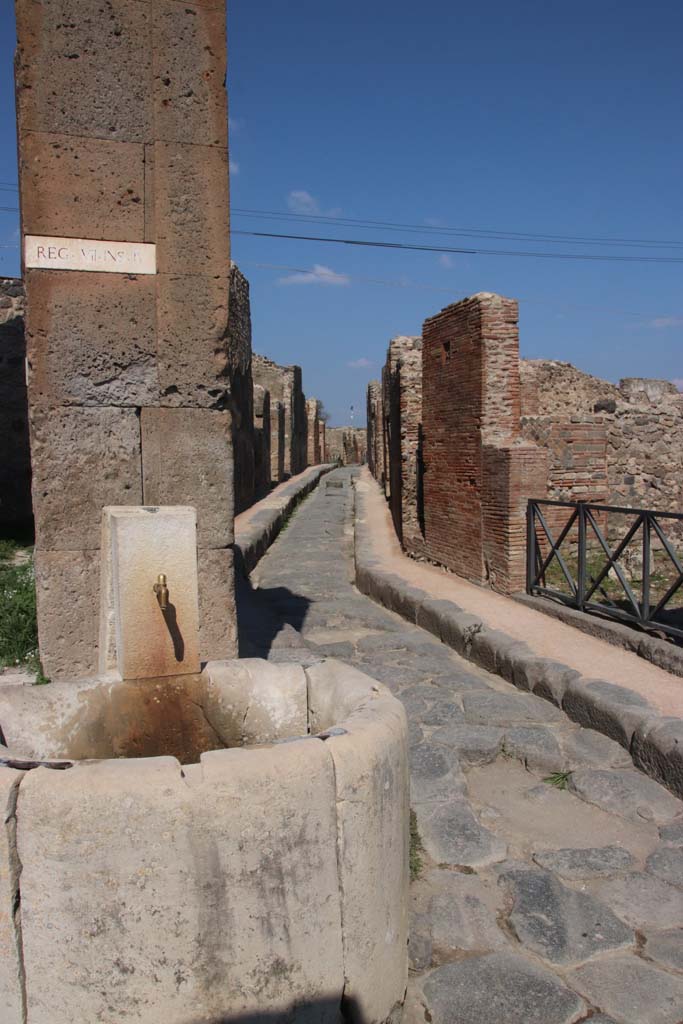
582,510,643,616
651,517,683,577
532,507,579,589
650,573,683,620
532,498,683,520
532,504,578,596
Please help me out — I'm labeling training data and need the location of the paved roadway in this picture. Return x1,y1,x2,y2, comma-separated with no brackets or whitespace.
237,468,683,1024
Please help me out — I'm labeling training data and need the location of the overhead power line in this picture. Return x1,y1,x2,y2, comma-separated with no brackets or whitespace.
232,207,683,251
233,229,683,265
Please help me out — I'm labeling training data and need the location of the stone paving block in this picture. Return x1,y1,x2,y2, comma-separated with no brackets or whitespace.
498,865,633,966
532,846,635,879
569,955,683,1024
632,717,683,800
503,726,564,771
646,846,683,888
15,0,153,143
141,407,233,548
19,132,145,240
644,928,683,971
416,598,458,639
152,1,227,147
430,724,504,766
417,799,507,868
410,742,467,804
155,273,230,406
427,871,507,959
596,872,683,930
525,660,581,708
419,701,464,727
0,768,24,1024
437,609,484,657
34,549,100,682
568,768,681,825
30,406,142,550
421,952,585,1024
470,628,520,676
27,270,157,407
660,820,683,845
563,678,656,750
462,690,564,727
153,142,230,276
559,727,633,770
408,913,433,972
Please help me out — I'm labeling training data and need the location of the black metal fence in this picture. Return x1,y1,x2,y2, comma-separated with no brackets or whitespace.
527,499,683,642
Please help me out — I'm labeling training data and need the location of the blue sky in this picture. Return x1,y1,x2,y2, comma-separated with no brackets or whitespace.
2,1,682,425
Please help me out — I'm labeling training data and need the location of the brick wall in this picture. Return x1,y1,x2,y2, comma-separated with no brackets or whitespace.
421,293,547,593
0,279,31,530
366,380,383,482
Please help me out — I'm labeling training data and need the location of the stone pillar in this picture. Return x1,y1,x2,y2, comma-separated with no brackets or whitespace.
253,384,271,499
15,0,236,679
306,397,320,466
0,279,31,531
383,337,423,554
317,418,325,464
228,263,255,514
252,355,305,478
270,400,285,484
421,292,547,594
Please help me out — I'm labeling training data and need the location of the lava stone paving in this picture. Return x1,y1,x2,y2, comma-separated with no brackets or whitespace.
237,469,683,1024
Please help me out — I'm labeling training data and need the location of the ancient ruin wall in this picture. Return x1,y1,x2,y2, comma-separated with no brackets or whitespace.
252,354,306,478
0,280,31,530
15,0,236,679
326,427,367,466
366,380,383,483
253,384,271,500
421,293,547,594
383,337,424,555
306,398,321,465
228,264,255,514
520,360,683,513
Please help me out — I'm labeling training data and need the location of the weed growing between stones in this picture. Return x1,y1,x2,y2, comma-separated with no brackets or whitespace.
410,809,424,881
0,537,41,677
543,770,572,790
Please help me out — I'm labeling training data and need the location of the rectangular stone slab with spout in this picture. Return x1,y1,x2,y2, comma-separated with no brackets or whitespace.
99,506,201,680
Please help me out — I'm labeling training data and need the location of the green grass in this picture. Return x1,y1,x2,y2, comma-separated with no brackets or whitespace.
543,771,572,791
409,809,424,881
0,537,44,680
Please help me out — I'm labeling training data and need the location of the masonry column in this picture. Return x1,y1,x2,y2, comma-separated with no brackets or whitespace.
422,293,547,594
306,398,320,466
15,0,236,679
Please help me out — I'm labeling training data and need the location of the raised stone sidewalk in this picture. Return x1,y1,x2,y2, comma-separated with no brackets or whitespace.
354,468,683,800
238,468,683,1024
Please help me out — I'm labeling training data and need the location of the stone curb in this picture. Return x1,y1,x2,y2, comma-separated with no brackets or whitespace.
353,481,683,800
514,592,683,680
234,465,334,576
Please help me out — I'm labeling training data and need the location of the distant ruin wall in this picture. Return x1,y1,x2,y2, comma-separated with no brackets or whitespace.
252,354,306,477
0,279,31,530
253,384,271,500
326,427,367,466
306,398,321,465
382,337,423,555
229,264,255,514
520,360,683,513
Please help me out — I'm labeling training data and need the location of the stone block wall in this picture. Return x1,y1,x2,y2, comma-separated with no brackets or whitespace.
0,280,31,530
366,380,384,483
306,397,321,464
421,293,547,593
382,336,423,555
252,354,307,478
253,384,271,500
520,360,683,514
15,0,237,679
326,427,367,465
228,264,255,514
319,419,327,463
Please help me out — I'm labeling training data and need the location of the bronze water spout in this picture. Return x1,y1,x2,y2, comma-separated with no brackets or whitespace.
153,573,169,611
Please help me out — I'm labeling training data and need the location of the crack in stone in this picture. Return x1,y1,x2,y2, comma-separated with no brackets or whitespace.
4,771,28,1024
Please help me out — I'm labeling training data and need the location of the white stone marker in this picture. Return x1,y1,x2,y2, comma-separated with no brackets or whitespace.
24,235,157,274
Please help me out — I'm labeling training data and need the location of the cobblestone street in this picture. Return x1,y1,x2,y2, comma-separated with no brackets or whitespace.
238,469,683,1024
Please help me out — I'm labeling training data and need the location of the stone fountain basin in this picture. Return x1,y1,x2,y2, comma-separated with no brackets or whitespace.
0,659,409,1024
